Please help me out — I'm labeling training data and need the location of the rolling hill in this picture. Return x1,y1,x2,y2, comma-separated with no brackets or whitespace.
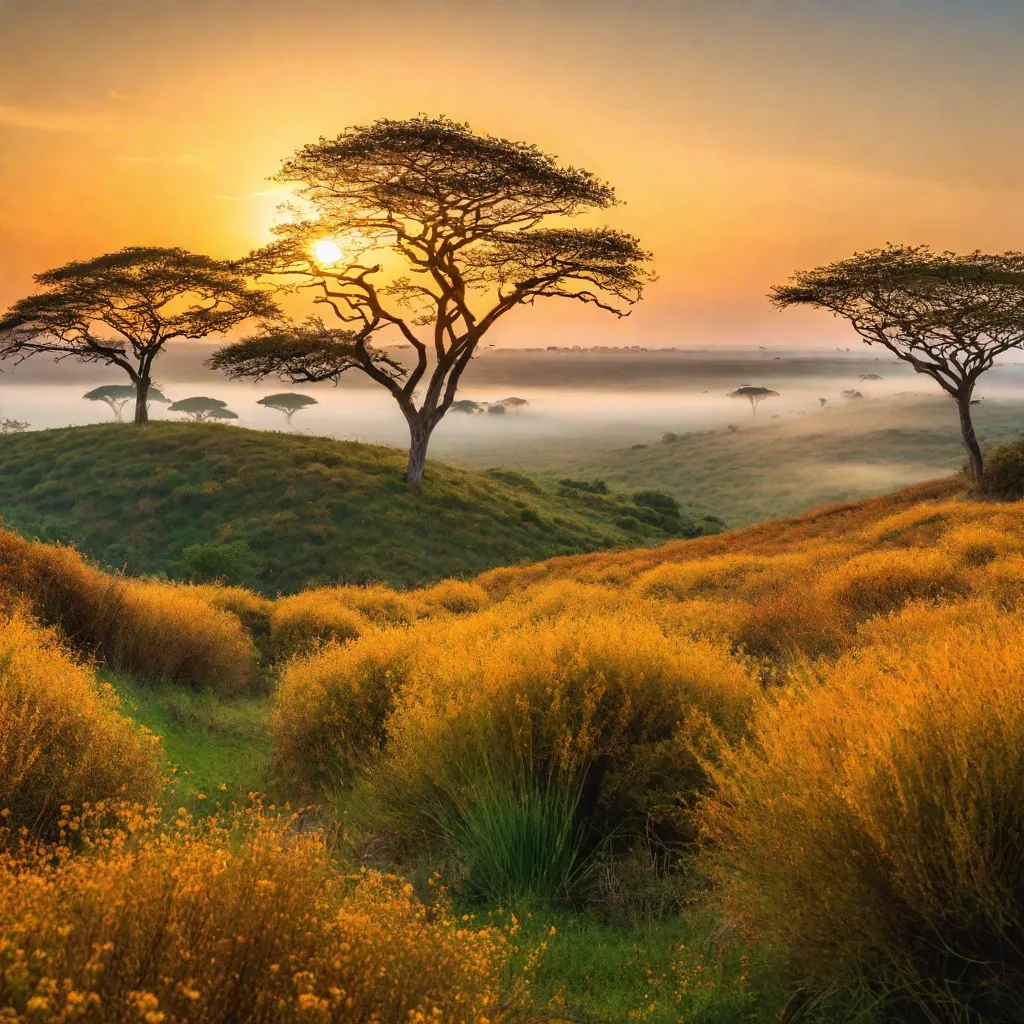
0,423,719,594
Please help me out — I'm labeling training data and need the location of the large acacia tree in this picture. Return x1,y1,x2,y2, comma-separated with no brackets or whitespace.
210,116,652,483
771,245,1024,482
0,247,277,423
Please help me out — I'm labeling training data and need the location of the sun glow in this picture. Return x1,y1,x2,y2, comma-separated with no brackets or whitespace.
312,239,343,266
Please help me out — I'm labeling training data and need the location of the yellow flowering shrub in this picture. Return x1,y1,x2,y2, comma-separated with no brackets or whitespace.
0,615,160,837
0,528,259,692
0,810,508,1024
821,548,971,621
271,628,419,795
270,591,366,661
419,579,491,615
107,582,261,694
699,605,1024,1019
376,613,758,847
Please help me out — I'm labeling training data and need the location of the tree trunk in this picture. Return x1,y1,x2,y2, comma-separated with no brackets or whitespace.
134,377,150,425
405,418,432,485
956,390,983,484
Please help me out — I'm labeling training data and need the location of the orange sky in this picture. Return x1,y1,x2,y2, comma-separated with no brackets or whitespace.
2,0,1024,348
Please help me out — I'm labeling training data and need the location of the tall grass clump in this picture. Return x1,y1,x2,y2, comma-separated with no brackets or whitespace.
372,614,758,859
431,762,591,906
700,606,1024,1022
0,809,508,1023
0,615,160,837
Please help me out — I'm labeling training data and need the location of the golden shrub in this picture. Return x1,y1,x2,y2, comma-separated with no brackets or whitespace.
0,810,508,1024
377,613,758,847
333,584,420,626
271,627,419,795
270,591,366,662
942,523,1020,567
821,547,971,621
109,582,261,694
188,584,274,661
0,530,260,692
700,606,1024,1017
0,615,160,836
419,578,491,615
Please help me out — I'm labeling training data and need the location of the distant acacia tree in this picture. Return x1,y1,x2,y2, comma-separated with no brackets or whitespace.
0,248,276,424
169,397,239,423
771,245,1024,482
859,373,883,382
0,418,27,435
497,396,530,414
728,385,779,416
818,397,828,408
210,116,651,483
451,399,484,414
83,384,169,423
256,392,318,426
486,403,507,416
841,389,864,400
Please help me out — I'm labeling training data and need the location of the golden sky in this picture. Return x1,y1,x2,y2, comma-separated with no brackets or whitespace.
2,0,1024,348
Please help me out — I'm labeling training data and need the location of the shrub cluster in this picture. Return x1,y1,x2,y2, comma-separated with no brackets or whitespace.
0,614,161,837
0,809,508,1024
0,528,260,692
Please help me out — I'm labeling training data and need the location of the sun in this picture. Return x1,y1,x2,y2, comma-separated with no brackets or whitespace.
312,239,343,266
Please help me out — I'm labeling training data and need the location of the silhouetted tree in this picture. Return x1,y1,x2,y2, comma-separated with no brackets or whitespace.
818,397,828,408
728,385,779,416
498,396,530,414
256,392,318,426
0,248,276,424
0,419,27,434
841,389,864,400
771,245,1024,482
83,383,169,423
859,373,883,382
486,403,507,416
169,397,238,423
210,116,651,483
451,399,484,414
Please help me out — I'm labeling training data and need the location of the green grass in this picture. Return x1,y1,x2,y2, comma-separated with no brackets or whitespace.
449,396,1024,527
503,908,770,1023
110,674,272,805
0,423,718,594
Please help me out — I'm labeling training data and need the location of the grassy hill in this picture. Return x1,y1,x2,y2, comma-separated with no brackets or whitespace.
0,423,718,594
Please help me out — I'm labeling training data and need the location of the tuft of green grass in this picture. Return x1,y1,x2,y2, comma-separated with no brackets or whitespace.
0,423,715,594
433,768,592,907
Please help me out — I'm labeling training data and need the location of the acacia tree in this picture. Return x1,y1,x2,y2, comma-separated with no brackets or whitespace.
0,247,277,423
256,392,318,426
83,383,169,423
771,245,1024,482
169,397,239,422
210,116,652,483
728,385,779,416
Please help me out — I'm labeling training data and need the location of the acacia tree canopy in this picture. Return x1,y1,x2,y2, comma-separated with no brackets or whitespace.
771,244,1024,481
214,116,652,483
256,391,319,425
728,385,779,415
0,247,277,424
168,396,238,423
83,383,169,423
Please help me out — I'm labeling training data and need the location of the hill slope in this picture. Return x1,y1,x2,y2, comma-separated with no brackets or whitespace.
0,424,718,593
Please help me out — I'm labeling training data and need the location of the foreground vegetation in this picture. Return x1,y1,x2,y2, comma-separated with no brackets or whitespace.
0,423,715,593
5,448,1024,1020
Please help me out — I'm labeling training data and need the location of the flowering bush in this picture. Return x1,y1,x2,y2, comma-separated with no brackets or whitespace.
0,615,160,837
0,809,509,1023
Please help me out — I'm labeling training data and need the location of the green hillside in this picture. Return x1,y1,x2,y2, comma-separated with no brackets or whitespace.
0,423,718,593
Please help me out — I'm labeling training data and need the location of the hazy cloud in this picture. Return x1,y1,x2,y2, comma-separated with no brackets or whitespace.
119,153,215,171
0,103,115,133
